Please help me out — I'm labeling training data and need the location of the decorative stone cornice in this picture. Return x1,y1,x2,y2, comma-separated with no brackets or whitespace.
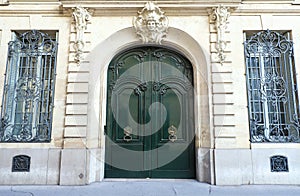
133,1,168,44
210,5,230,64
3,1,300,16
72,5,91,64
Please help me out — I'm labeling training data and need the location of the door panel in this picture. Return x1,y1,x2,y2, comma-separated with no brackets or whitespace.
105,46,195,178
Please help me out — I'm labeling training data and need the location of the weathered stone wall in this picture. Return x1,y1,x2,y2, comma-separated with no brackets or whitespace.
0,12,69,184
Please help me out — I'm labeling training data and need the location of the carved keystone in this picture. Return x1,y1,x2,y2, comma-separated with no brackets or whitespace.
133,1,169,44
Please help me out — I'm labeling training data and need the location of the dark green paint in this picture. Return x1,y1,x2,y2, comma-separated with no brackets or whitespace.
105,46,195,178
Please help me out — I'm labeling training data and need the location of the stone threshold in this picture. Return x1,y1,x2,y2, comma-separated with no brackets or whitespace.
103,178,198,182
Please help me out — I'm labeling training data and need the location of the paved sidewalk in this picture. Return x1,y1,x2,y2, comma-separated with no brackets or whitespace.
0,180,300,196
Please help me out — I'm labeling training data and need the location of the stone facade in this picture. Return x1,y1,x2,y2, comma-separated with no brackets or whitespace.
0,0,299,185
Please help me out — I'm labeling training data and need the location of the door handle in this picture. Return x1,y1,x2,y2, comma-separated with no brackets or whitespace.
123,126,133,142
168,125,177,142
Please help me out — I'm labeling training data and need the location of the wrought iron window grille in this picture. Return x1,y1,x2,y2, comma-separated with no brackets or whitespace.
0,30,58,142
244,30,300,143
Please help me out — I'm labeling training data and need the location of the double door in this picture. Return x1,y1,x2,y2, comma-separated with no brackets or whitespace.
105,46,195,178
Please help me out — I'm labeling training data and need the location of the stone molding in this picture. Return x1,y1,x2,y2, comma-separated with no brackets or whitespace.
0,0,8,5
133,1,168,44
1,2,300,15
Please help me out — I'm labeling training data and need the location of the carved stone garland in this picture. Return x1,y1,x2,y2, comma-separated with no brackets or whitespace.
72,6,91,64
210,5,230,64
133,1,169,44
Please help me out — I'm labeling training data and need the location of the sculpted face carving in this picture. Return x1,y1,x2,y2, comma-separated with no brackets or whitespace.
133,2,169,44
147,20,156,31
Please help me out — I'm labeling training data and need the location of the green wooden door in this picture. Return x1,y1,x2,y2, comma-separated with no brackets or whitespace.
105,46,195,178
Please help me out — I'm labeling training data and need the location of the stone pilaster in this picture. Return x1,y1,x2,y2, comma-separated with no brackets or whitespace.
60,6,92,185
63,6,91,148
209,6,236,148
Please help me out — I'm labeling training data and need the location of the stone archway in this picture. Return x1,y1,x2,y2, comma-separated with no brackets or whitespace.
86,27,212,183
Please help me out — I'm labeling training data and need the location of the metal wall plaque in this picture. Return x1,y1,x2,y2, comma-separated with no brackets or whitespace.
270,155,288,172
12,155,31,172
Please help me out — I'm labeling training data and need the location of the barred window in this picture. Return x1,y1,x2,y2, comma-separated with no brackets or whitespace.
0,30,58,142
244,30,300,143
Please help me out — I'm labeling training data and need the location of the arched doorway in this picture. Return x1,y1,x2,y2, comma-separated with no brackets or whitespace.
104,46,195,178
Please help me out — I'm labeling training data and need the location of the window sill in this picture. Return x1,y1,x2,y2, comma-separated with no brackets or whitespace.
251,143,300,149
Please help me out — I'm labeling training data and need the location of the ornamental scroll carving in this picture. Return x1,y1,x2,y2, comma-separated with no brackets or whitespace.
210,5,230,64
133,1,169,44
72,6,91,64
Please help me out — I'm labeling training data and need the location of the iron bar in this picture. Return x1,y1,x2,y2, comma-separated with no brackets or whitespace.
244,30,300,142
0,30,58,142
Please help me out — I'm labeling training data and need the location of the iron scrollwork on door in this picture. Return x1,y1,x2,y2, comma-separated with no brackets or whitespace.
153,82,169,95
123,126,133,142
134,82,148,95
168,125,177,142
